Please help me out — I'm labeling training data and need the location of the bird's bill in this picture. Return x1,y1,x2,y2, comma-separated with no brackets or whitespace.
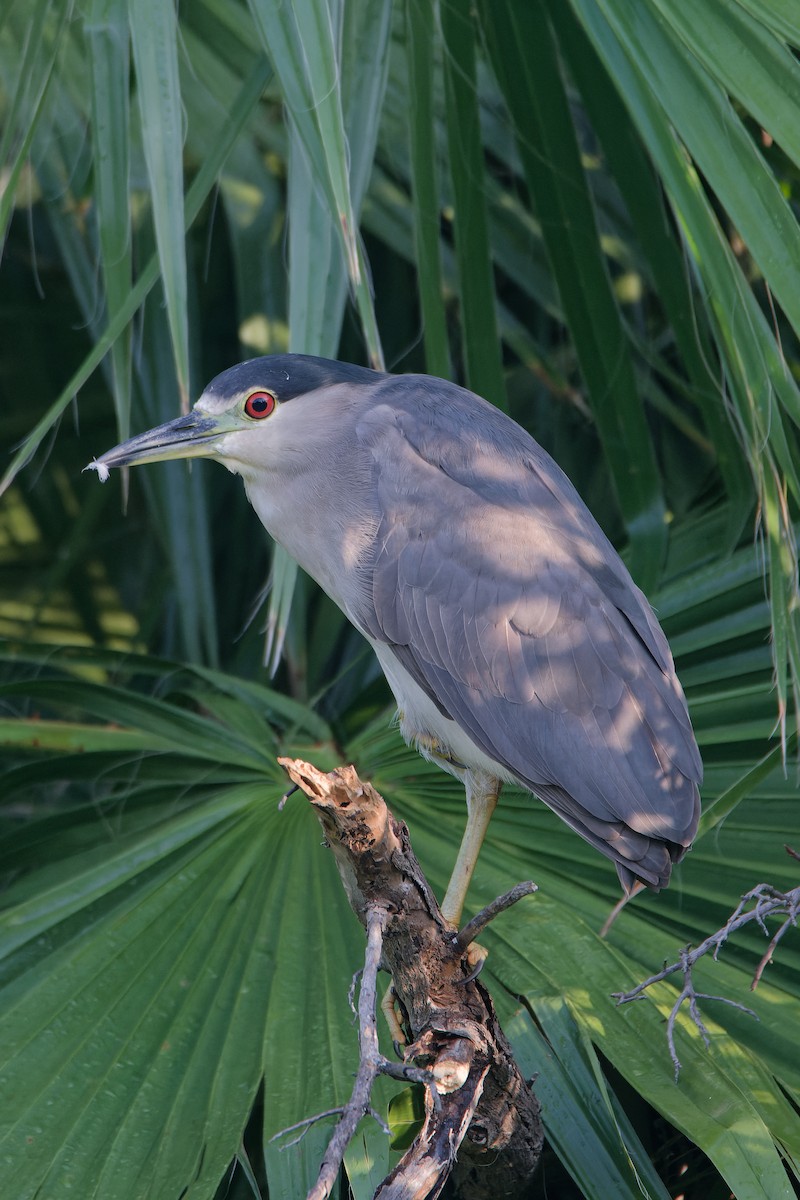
84,410,239,480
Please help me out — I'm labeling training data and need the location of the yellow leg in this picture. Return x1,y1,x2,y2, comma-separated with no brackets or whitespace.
440,770,500,926
382,771,499,1048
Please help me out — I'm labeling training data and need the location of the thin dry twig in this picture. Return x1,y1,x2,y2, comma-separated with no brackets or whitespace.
270,909,434,1189
303,906,436,1200
269,1109,345,1150
614,863,799,1078
454,882,537,952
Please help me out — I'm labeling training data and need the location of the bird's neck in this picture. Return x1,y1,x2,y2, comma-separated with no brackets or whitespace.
242,468,378,627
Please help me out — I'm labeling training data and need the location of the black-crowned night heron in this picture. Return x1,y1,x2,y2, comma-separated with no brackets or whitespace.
89,354,702,926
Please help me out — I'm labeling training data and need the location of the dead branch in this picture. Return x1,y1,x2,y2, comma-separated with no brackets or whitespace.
455,883,538,953
614,860,799,1078
278,758,543,1200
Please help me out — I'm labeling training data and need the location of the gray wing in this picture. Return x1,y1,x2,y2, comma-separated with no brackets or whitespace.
356,378,702,889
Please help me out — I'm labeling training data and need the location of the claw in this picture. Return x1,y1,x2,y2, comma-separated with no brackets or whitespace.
457,940,488,984
458,952,487,984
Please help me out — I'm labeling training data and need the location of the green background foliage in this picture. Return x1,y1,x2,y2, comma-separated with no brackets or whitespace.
1,1,799,1197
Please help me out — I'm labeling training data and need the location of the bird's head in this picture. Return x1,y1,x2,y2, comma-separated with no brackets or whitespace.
86,354,383,482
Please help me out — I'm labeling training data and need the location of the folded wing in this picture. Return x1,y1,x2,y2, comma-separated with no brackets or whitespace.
357,381,702,888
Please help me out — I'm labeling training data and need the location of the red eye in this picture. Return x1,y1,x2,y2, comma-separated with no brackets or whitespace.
244,390,276,419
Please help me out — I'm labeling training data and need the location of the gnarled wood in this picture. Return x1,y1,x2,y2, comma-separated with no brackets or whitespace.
278,758,543,1199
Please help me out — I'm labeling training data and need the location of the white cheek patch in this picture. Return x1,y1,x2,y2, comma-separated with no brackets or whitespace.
84,459,111,482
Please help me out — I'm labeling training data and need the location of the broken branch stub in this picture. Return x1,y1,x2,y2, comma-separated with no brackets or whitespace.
278,758,543,1200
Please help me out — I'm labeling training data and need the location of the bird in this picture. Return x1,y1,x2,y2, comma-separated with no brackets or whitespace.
88,354,702,927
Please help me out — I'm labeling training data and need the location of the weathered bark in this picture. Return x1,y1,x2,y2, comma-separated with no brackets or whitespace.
278,758,543,1199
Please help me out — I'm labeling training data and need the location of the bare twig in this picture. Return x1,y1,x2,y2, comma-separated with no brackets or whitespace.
270,1110,345,1150
271,909,436,1194
752,912,796,987
348,968,362,1018
657,947,758,1079
614,865,799,1077
454,882,537,952
306,906,406,1200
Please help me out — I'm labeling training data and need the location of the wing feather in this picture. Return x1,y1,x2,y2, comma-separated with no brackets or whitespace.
354,379,702,885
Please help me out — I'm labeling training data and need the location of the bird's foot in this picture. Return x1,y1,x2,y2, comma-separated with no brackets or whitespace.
459,938,488,982
381,983,408,1051
379,939,488,1051
441,900,490,979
